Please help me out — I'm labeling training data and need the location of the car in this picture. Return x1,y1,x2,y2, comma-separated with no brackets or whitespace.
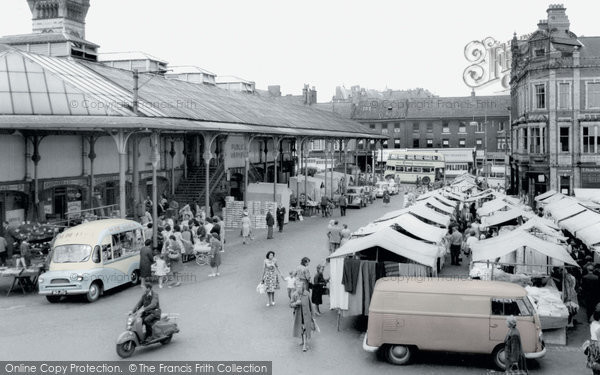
346,186,366,208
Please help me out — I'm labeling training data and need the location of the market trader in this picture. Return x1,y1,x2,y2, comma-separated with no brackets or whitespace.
131,282,161,341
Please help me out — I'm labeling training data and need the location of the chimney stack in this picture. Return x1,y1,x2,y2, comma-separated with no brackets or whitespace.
546,4,570,35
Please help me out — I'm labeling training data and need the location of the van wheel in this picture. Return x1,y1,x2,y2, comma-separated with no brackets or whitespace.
386,344,413,365
86,282,101,303
492,345,507,370
130,270,140,286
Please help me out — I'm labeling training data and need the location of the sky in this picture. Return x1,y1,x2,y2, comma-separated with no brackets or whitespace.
1,0,599,100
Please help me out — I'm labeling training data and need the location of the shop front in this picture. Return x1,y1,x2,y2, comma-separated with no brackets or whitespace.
0,184,29,226
581,167,600,188
41,178,87,221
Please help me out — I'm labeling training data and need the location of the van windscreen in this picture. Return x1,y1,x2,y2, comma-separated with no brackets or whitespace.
52,244,92,263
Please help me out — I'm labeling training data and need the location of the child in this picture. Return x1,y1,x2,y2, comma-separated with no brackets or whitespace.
154,254,168,288
285,271,296,299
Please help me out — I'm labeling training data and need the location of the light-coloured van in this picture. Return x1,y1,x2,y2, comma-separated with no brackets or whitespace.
38,219,144,303
363,277,545,369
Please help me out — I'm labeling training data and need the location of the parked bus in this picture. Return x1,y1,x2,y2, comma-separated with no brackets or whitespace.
384,150,445,185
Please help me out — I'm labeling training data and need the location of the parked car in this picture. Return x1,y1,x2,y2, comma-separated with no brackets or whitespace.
346,186,366,208
362,186,376,204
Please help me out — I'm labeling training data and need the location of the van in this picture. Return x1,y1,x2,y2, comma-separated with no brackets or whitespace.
363,277,545,369
38,219,144,303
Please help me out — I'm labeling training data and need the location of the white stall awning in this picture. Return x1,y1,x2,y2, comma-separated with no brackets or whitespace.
409,203,451,227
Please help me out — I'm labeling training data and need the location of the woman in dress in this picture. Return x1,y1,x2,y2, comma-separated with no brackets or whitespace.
290,280,315,352
311,264,329,315
166,235,182,287
261,251,284,306
208,232,222,277
241,212,252,244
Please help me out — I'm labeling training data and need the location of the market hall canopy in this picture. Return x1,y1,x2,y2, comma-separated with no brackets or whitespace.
328,227,439,269
0,46,382,139
471,230,578,266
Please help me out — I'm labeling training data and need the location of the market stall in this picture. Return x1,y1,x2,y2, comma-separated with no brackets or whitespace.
559,209,600,235
481,207,531,230
408,203,451,228
477,198,514,217
469,229,579,332
354,212,448,243
328,226,442,318
422,197,455,216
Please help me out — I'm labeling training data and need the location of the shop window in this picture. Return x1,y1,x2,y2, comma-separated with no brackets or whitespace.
426,139,433,148
394,139,401,148
442,139,449,148
560,127,570,152
413,138,420,148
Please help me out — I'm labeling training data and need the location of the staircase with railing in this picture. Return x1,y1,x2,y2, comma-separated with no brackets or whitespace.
172,165,217,205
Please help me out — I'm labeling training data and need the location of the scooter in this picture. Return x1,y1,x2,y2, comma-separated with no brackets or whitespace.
116,309,180,358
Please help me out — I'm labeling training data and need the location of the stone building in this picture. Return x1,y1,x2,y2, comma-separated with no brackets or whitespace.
510,4,600,201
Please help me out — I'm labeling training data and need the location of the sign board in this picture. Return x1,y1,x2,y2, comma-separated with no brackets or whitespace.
0,184,26,192
44,204,52,214
5,209,24,226
44,179,86,190
224,135,246,169
67,200,82,218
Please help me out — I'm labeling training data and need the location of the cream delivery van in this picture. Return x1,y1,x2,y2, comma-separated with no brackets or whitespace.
38,219,144,303
363,277,545,370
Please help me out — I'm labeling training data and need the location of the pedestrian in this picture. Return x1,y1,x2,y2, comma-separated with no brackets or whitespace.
218,215,225,253
241,212,252,244
295,257,311,292
328,221,342,254
261,251,284,306
311,264,329,316
16,239,30,268
321,195,329,217
166,235,182,287
266,210,275,239
153,254,168,288
284,271,296,299
504,315,528,373
276,203,286,233
338,194,347,216
564,269,579,328
144,223,153,243
586,310,600,374
290,280,315,352
446,226,463,266
139,239,154,287
208,232,222,277
0,234,7,266
340,224,351,247
583,265,600,320
464,230,478,259
383,190,391,205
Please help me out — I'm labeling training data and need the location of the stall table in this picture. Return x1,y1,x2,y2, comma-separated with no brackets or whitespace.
2,266,42,296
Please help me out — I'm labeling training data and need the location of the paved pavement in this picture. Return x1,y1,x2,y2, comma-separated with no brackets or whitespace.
0,195,590,374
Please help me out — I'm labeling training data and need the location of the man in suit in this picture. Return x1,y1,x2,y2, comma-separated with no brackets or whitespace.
582,265,600,320
276,203,286,233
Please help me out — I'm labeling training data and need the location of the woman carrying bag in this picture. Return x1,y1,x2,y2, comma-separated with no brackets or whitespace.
290,280,316,352
504,315,528,374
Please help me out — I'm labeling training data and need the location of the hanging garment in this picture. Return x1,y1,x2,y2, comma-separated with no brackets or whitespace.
329,257,349,310
384,261,400,277
342,258,362,293
346,264,364,316
362,261,377,316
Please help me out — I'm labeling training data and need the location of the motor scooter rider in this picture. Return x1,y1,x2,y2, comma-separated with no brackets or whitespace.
131,282,161,341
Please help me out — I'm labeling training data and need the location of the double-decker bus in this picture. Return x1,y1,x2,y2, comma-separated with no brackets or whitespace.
383,150,445,185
